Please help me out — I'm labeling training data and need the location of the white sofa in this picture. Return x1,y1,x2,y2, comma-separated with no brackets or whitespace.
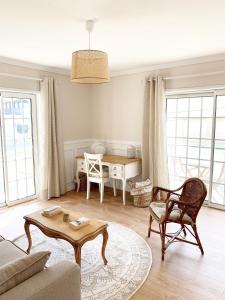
0,238,81,300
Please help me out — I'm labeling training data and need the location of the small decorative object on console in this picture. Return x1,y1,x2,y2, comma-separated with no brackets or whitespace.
42,206,62,217
69,217,90,230
127,145,136,158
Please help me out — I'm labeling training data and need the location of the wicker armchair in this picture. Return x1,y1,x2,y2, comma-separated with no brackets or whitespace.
148,177,207,260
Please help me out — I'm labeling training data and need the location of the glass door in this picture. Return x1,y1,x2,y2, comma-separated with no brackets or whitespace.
210,92,225,207
0,92,38,206
0,129,5,206
166,90,225,210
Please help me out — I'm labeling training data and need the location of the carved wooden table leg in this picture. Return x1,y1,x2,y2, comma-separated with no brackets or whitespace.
24,221,32,254
74,245,81,266
102,228,108,265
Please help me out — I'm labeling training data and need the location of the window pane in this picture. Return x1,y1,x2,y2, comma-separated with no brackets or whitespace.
215,118,225,140
202,97,213,117
166,94,225,206
23,99,31,118
200,147,211,160
1,94,36,203
3,98,13,118
18,179,27,199
211,184,224,205
174,158,186,177
189,97,201,117
167,137,175,156
8,181,17,202
214,148,225,162
187,146,199,159
201,118,212,139
167,96,213,200
177,119,188,137
177,98,188,117
216,96,225,117
167,120,176,137
189,118,200,138
176,145,187,158
199,160,210,181
213,162,225,184
167,98,177,118
187,159,199,177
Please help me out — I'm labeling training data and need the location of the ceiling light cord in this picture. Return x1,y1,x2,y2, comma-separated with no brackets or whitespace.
88,30,91,50
86,19,94,50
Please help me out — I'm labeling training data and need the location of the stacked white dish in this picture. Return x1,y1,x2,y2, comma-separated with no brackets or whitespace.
90,143,106,154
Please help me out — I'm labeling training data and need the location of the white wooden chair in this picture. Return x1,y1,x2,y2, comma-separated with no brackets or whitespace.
84,152,113,203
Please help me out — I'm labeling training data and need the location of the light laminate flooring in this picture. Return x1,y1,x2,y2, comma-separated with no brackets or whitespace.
0,188,225,300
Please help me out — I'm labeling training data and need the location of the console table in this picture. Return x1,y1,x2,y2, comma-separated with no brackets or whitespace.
75,155,142,205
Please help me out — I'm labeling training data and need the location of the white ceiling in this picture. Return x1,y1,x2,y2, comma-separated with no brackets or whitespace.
1,0,225,74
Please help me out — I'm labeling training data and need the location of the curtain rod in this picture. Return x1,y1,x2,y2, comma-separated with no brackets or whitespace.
148,70,225,81
0,72,43,81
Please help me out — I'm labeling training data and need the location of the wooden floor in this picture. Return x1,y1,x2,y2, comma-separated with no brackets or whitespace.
0,188,225,300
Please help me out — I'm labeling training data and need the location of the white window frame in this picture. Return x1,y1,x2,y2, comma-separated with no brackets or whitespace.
0,91,38,206
166,89,225,210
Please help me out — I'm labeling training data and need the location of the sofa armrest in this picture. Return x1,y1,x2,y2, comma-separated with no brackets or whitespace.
0,260,80,300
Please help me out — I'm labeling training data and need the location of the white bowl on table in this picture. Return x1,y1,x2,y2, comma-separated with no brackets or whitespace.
90,143,106,155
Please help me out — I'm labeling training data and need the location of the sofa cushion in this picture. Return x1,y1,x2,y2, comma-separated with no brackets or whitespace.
0,251,51,295
0,241,27,267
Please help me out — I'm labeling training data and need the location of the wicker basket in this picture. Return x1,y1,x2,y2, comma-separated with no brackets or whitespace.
132,192,152,207
128,179,152,208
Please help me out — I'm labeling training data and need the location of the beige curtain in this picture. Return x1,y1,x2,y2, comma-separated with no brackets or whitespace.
38,77,66,200
142,75,169,188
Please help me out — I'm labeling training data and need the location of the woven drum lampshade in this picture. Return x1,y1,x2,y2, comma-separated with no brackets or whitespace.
71,49,109,84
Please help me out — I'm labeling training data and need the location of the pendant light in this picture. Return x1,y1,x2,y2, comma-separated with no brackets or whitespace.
71,20,110,84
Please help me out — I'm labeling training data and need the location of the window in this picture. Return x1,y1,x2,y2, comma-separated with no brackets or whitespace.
166,91,225,208
0,91,38,206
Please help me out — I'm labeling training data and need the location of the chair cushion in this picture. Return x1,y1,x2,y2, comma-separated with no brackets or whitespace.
0,241,27,267
90,167,109,178
0,250,51,295
149,201,193,224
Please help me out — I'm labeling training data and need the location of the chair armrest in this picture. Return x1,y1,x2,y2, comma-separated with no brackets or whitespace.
152,186,181,202
167,198,197,208
0,260,81,300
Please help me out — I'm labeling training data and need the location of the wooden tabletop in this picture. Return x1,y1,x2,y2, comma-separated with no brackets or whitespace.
24,209,107,243
76,154,141,165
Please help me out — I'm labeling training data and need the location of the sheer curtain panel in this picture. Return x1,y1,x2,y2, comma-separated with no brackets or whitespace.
142,76,169,188
38,77,65,200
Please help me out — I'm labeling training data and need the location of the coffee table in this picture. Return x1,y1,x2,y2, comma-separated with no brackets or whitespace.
23,210,108,266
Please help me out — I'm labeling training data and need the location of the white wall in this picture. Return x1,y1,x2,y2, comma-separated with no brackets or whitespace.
90,73,145,142
1,57,225,191
89,58,225,143
0,62,91,141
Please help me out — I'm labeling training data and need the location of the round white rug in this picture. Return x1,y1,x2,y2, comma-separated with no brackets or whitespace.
14,223,152,300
